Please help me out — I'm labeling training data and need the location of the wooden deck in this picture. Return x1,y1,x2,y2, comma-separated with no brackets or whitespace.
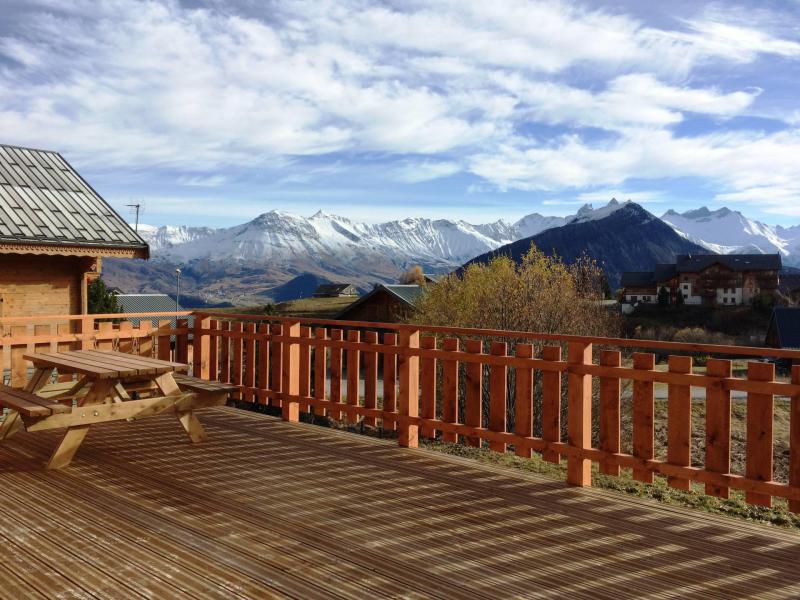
1,407,799,599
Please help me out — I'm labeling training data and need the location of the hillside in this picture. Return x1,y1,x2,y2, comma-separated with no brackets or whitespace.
464,203,710,289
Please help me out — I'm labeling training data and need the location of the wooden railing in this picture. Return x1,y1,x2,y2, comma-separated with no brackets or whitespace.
2,310,799,513
0,311,193,386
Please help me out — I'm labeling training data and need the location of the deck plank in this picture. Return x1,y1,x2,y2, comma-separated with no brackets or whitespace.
0,406,798,599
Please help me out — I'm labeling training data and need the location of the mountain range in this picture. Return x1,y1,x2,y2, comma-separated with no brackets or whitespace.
102,200,800,305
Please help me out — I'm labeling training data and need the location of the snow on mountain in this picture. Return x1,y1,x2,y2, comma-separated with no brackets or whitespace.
156,210,516,269
568,198,630,224
136,224,217,252
137,201,800,274
513,213,566,238
139,199,657,272
661,207,800,265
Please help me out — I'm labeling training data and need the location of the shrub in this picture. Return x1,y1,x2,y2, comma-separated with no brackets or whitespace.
409,245,620,338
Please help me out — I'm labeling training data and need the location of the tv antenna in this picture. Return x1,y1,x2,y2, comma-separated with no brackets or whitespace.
126,203,141,233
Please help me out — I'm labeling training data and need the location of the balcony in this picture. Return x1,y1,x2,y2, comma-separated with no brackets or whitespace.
1,310,799,597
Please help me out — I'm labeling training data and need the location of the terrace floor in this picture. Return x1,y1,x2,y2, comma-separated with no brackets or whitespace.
1,407,799,599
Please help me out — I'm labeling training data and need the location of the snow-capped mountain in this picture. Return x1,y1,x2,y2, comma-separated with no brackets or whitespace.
136,224,217,252
109,201,622,303
106,199,798,305
139,201,624,267
661,207,800,265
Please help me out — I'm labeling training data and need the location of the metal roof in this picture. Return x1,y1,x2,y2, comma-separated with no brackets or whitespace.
0,144,148,256
382,284,425,305
114,293,185,327
766,307,800,349
675,254,781,273
620,272,655,288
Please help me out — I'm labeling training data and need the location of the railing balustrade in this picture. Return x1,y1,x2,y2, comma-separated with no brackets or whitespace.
1,309,799,513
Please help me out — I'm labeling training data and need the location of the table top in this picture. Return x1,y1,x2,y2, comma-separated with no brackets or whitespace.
23,350,189,380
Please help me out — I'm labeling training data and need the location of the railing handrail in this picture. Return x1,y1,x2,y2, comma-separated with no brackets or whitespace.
0,311,194,324
195,311,800,360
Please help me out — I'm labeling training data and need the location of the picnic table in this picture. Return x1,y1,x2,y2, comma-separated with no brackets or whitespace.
0,350,236,469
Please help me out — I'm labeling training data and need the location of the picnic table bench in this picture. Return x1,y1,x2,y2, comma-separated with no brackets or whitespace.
0,350,236,469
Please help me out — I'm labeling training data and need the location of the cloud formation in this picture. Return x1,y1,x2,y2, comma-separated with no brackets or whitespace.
1,0,799,219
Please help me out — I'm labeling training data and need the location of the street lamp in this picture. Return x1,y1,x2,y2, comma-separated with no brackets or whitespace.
175,268,181,311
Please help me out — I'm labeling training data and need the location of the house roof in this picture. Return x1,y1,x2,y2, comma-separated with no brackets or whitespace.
766,307,800,349
334,284,424,319
654,263,677,282
114,293,188,328
314,283,355,294
675,254,781,273
620,272,656,288
115,293,181,314
0,144,148,258
383,284,425,305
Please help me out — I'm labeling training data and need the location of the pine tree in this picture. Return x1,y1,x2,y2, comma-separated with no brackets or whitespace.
88,277,122,315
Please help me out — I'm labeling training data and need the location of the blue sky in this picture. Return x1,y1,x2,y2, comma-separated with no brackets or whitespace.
2,0,800,228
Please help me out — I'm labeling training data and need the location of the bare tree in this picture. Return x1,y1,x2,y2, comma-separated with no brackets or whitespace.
400,265,426,285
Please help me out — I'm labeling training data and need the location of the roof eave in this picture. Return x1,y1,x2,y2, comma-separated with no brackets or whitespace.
0,240,149,259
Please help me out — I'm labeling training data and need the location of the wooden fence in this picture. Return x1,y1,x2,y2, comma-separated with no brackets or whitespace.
2,310,800,512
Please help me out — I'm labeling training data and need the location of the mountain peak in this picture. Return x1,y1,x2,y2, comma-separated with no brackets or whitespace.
570,198,631,224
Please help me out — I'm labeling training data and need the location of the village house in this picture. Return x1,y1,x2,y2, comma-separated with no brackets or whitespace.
621,254,781,307
313,283,359,298
335,283,423,322
0,144,148,318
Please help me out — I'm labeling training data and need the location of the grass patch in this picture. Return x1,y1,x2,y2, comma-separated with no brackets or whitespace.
422,439,800,530
207,296,356,318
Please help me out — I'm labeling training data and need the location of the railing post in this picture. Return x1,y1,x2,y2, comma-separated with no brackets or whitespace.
79,316,94,350
567,341,592,486
192,314,210,379
398,328,420,448
281,321,301,422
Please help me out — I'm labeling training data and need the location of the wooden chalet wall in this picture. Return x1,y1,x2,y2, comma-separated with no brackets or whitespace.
0,255,97,319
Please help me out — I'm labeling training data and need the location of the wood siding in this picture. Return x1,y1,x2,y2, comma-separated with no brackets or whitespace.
0,254,95,318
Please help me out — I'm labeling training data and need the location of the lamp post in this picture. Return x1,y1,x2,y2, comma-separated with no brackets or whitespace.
175,268,181,311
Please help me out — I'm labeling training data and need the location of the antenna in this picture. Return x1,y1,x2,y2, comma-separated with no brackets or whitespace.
126,203,141,233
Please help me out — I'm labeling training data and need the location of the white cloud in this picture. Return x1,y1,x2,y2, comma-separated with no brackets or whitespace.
178,174,228,187
1,0,800,218
392,161,462,183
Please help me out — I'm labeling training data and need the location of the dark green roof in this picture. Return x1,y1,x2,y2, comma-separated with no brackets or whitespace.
383,284,424,304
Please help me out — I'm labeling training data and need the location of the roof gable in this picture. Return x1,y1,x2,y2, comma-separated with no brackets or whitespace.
0,144,148,257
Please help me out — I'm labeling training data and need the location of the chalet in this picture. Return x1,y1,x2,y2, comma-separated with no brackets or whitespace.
334,284,423,322
0,144,148,318
313,283,359,298
621,254,781,307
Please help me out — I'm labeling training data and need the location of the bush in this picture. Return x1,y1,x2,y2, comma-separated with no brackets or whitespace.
409,245,620,338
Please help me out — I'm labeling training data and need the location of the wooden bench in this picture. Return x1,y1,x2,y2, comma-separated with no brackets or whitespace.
0,385,70,441
173,374,237,406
